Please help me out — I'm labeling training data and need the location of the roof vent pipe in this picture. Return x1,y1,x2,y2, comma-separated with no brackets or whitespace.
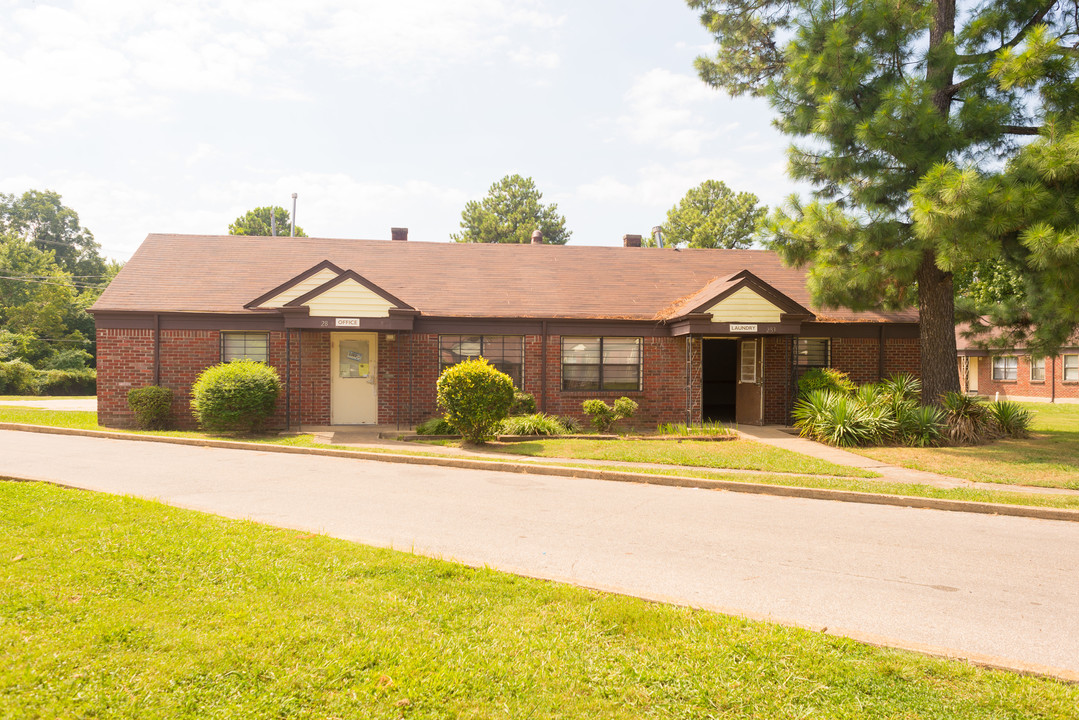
651,226,664,248
623,234,642,248
391,227,409,241
290,193,298,237
531,229,544,244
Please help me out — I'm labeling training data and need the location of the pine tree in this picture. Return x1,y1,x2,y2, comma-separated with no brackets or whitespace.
688,0,1078,403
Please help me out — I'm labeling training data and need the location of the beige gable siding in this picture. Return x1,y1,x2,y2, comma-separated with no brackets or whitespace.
705,287,783,323
304,278,395,317
259,268,341,308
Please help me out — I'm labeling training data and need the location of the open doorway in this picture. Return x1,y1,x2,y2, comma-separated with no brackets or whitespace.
702,339,738,422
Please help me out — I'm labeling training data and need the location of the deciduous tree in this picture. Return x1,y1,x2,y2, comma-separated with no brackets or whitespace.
229,206,307,237
0,190,106,278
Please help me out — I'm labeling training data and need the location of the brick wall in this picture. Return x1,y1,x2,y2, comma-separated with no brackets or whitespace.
97,326,924,429
972,351,1079,403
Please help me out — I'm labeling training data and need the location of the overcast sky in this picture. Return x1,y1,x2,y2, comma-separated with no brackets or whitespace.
1,0,801,262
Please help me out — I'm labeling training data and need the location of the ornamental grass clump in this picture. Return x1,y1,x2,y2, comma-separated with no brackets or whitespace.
987,400,1033,439
415,417,455,435
436,358,515,444
499,413,569,436
941,391,994,445
191,360,281,433
127,385,173,430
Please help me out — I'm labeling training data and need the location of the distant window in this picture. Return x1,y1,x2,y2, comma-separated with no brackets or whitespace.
1030,357,1045,383
439,335,523,388
221,332,268,363
562,337,641,391
1065,355,1079,382
992,356,1017,381
796,338,830,367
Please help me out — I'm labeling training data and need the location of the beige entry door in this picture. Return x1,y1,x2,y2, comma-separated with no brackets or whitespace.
735,338,763,425
331,332,378,424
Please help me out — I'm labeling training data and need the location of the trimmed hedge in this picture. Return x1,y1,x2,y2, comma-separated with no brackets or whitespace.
436,358,515,444
191,361,281,432
127,386,174,430
0,361,95,395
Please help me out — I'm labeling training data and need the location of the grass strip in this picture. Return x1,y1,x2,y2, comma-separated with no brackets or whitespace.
2,480,1076,719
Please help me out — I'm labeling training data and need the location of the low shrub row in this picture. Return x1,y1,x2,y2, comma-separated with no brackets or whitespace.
0,360,96,395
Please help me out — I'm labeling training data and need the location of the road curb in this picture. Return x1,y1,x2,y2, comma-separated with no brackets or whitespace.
2,421,1077,523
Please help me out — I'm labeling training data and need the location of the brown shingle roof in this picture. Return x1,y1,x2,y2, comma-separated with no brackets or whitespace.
91,233,918,323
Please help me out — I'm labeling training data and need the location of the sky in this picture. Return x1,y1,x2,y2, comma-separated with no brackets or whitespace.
1,0,803,262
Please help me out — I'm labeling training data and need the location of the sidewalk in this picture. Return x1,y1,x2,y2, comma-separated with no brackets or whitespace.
306,424,1079,497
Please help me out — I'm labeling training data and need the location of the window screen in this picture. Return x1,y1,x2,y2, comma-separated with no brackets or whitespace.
992,356,1017,381
562,337,641,391
438,335,524,388
221,332,269,363
1031,357,1045,382
796,338,830,367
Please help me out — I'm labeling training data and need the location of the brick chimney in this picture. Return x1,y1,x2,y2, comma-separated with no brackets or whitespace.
391,227,408,241
531,229,544,244
623,234,642,248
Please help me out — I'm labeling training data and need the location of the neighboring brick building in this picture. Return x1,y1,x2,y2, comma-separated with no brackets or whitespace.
90,232,922,429
957,331,1079,404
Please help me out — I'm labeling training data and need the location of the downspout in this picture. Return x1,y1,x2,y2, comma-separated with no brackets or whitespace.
395,332,401,431
540,320,548,413
153,313,161,386
878,324,886,381
285,329,291,431
1052,355,1057,404
685,336,691,426
408,331,414,426
298,330,303,427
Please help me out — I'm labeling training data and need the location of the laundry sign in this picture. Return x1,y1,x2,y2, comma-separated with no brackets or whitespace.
730,324,758,332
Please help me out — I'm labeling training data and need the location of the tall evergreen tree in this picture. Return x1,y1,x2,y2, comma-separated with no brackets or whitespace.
688,0,1077,402
452,175,571,245
657,180,765,249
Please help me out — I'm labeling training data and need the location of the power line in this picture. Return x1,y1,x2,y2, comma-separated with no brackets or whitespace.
0,275,105,290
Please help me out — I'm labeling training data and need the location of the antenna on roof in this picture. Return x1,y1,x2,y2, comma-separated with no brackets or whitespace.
290,193,298,237
651,226,664,248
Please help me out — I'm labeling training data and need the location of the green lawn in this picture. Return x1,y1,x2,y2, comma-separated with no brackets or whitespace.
2,481,1075,719
856,402,1079,489
427,437,879,478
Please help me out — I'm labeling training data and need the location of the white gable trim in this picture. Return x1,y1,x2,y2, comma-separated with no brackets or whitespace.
258,268,342,308
704,286,783,323
303,278,396,318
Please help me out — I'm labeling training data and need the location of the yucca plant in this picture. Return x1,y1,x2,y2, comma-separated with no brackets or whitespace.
880,373,922,403
792,389,836,441
859,401,898,446
898,404,945,447
817,393,874,447
987,400,1033,439
941,392,992,445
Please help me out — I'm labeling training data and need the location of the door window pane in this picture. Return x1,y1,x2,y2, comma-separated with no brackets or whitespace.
339,339,370,378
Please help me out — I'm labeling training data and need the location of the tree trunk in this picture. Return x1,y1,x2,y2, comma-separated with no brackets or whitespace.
917,251,961,404
917,0,962,405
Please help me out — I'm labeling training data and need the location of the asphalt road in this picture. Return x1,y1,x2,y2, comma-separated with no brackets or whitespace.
2,428,1077,678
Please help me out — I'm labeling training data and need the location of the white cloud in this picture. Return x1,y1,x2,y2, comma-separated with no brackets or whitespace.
1,0,564,126
616,68,725,154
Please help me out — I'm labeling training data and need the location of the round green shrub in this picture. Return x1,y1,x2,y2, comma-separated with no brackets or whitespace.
509,390,537,416
191,360,281,432
127,385,174,430
416,417,456,435
0,360,39,395
582,396,639,432
436,358,515,444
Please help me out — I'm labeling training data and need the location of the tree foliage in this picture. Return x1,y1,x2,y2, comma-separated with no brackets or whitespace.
688,0,1079,402
229,206,307,238
913,124,1079,355
657,180,765,249
452,175,571,245
0,190,106,277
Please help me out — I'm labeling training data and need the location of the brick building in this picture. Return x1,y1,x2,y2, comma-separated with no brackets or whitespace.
90,232,921,429
957,330,1079,404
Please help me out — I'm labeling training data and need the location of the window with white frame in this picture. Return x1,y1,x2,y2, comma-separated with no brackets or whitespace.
740,340,758,383
796,338,830,368
438,335,523,388
1065,354,1079,382
992,356,1017,381
221,332,269,362
1030,357,1045,382
561,337,642,391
